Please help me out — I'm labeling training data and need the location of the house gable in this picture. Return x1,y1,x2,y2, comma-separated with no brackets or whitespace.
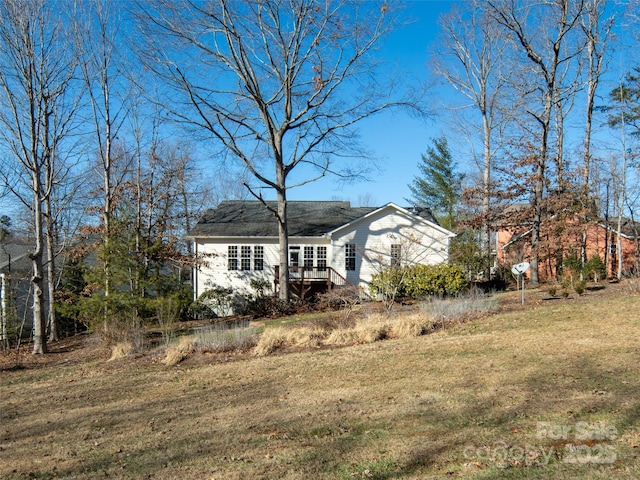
326,203,454,287
327,202,454,239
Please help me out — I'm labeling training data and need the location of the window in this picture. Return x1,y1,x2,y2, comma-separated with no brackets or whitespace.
254,246,264,271
304,246,314,268
241,246,251,270
228,246,238,271
317,246,327,271
345,243,356,271
391,244,401,267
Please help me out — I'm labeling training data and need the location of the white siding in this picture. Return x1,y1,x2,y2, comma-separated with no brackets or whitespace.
193,237,332,299
330,207,451,290
193,238,280,299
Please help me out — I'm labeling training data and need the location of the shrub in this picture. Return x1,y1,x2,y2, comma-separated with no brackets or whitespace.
404,264,468,298
188,322,257,353
584,255,606,282
368,266,408,307
109,341,136,361
449,229,487,280
164,324,258,365
369,264,468,303
421,288,498,323
189,286,236,318
316,284,363,319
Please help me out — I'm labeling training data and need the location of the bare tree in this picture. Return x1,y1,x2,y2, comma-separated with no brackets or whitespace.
582,0,613,190
485,0,587,284
134,0,416,301
579,0,614,262
0,0,80,353
433,0,513,278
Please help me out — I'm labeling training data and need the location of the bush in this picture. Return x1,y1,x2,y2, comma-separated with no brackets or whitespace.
189,286,237,318
562,253,582,279
369,264,468,308
421,288,498,322
584,255,606,282
404,264,468,297
449,229,487,280
368,266,408,301
316,284,363,319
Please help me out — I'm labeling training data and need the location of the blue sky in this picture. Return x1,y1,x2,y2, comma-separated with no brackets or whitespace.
286,1,456,207
281,0,638,210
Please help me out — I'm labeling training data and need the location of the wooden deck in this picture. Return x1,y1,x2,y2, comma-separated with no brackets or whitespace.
274,266,350,299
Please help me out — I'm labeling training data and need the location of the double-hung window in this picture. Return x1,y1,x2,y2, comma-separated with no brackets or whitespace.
317,246,327,271
254,246,264,271
391,244,401,267
228,245,264,271
228,246,238,271
304,246,314,268
241,246,251,270
345,244,356,271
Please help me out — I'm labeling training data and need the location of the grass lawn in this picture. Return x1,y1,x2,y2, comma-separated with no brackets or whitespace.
1,285,640,479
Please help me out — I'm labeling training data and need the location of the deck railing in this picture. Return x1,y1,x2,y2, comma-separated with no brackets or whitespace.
274,265,349,289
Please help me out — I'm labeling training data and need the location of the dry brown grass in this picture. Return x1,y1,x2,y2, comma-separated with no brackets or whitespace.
107,341,135,361
2,284,640,479
390,312,436,338
255,311,439,354
162,335,198,366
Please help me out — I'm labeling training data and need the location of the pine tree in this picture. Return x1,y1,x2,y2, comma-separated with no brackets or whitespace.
407,136,463,230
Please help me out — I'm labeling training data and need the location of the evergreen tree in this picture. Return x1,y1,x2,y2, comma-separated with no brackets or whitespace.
407,136,463,230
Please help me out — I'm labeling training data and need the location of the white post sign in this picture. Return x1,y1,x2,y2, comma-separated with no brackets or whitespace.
511,262,530,305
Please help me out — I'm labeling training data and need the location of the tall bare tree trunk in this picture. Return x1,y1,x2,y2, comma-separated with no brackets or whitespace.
45,194,58,342
31,170,47,354
482,115,492,278
581,0,611,264
486,0,586,285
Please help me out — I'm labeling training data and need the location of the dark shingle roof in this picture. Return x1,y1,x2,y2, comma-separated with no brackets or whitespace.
189,201,377,237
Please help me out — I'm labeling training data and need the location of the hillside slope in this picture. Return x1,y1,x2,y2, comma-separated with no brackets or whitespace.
2,282,640,479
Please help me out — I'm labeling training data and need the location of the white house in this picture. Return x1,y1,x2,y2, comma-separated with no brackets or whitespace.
189,200,455,301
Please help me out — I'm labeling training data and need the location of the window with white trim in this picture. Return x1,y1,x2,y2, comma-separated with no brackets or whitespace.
304,246,314,267
241,246,251,270
391,244,401,267
317,246,327,271
254,246,264,271
345,244,356,271
228,246,238,271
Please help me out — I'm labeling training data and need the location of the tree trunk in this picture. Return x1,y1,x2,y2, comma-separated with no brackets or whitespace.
276,174,290,302
482,113,492,279
45,197,58,342
31,183,47,354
